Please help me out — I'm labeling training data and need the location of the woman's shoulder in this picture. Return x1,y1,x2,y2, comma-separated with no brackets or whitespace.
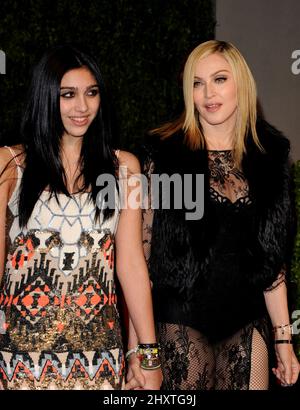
0,144,25,170
117,150,141,174
0,145,24,200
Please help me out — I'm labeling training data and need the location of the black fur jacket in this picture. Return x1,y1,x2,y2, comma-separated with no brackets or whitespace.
139,119,295,340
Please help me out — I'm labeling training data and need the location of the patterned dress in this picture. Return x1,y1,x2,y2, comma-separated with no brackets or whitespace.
0,150,125,390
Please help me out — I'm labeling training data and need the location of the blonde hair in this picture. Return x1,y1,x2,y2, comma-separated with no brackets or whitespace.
153,40,263,166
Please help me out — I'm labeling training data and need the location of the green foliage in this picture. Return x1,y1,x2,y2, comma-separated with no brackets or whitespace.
291,161,300,358
0,0,215,148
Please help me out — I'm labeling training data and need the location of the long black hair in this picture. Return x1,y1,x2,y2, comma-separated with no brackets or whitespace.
18,45,118,228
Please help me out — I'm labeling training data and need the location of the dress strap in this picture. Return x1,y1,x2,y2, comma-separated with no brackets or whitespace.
4,146,23,211
4,145,21,166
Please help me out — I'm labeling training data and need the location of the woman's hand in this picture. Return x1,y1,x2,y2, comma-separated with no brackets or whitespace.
125,353,163,390
140,367,163,390
125,354,145,390
272,344,300,386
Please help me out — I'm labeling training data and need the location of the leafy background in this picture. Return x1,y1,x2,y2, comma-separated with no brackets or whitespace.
0,0,215,149
0,0,299,361
291,163,300,358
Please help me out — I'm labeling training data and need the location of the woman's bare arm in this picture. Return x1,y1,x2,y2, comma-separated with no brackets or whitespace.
115,150,162,389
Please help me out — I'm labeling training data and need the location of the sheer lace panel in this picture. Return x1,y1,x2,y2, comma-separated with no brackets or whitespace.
264,269,287,292
142,208,154,264
157,323,215,390
248,328,269,389
142,158,155,265
208,150,251,205
157,318,271,390
213,319,270,390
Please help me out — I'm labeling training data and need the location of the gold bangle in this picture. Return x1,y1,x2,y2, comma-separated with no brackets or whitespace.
140,363,161,371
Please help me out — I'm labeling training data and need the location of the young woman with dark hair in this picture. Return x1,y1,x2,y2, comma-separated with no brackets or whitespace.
0,45,162,390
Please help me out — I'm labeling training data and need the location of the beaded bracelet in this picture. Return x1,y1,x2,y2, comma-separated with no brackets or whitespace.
137,344,161,370
125,343,161,370
125,346,138,361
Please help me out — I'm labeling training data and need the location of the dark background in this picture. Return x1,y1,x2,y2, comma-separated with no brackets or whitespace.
0,0,215,149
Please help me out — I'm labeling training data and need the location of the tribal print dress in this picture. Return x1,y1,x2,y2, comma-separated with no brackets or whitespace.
0,151,125,390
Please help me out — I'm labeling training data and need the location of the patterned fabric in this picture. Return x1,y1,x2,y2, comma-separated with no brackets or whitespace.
157,318,271,390
0,164,125,390
142,150,281,390
208,150,252,205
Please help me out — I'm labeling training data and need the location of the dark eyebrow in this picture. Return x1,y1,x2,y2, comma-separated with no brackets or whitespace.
60,84,99,90
194,69,230,80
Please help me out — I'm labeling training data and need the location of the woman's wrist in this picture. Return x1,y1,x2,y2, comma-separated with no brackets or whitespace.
125,346,139,360
273,323,294,343
125,342,161,370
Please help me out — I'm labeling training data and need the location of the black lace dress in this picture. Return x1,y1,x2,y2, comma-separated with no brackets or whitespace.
142,150,285,390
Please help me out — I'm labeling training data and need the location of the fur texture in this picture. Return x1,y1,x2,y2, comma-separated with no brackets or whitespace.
140,119,295,341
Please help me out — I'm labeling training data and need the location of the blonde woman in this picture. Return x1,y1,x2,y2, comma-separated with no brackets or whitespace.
128,40,300,390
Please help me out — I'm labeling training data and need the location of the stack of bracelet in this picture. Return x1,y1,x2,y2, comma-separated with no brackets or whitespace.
125,343,161,370
273,323,294,344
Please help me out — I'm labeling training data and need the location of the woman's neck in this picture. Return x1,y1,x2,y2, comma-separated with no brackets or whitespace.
204,132,234,150
60,135,83,192
200,116,236,151
61,133,83,156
